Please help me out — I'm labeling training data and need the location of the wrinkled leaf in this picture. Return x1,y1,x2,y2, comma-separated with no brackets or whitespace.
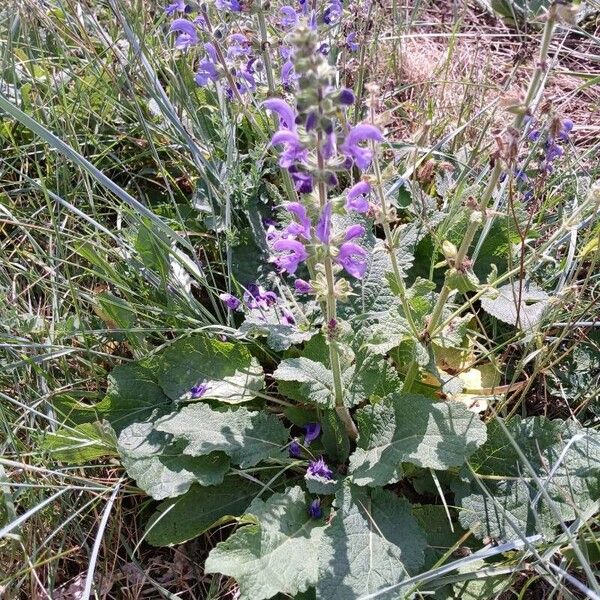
155,404,288,468
43,421,117,464
205,486,326,600
317,483,427,600
350,393,487,486
480,281,549,330
455,416,600,539
96,362,173,434
157,335,264,403
118,421,229,500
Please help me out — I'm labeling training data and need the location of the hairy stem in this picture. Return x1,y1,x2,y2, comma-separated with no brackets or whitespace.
317,135,358,440
255,4,276,95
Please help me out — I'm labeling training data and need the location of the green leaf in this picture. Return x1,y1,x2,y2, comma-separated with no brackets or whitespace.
157,335,264,403
367,278,436,355
135,221,170,282
412,504,469,569
305,474,339,495
43,422,117,464
349,394,487,486
155,404,288,468
317,483,427,600
274,335,400,408
321,410,351,464
273,357,335,407
480,281,550,330
240,307,315,351
145,477,261,546
205,486,326,600
96,363,173,434
117,421,229,500
455,416,600,540
445,267,480,293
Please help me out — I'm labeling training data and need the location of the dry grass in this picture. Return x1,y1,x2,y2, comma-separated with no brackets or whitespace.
372,1,599,148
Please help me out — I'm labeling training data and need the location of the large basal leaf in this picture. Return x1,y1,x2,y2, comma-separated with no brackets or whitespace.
145,477,261,546
412,504,470,570
349,393,487,487
317,483,427,600
155,404,288,468
157,335,264,403
480,281,550,330
117,420,229,500
96,362,173,434
205,486,326,600
454,416,600,540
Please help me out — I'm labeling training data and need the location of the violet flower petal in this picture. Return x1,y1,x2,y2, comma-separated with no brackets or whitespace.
263,98,297,131
337,242,368,279
316,202,332,244
304,422,321,444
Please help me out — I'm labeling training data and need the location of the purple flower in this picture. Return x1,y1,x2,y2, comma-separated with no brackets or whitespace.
322,132,337,160
345,180,371,212
559,119,573,141
341,124,384,170
294,279,312,294
284,202,311,239
170,19,198,50
270,130,307,168
305,111,318,131
546,143,564,162
281,59,298,88
280,5,299,27
237,64,257,94
337,242,368,278
290,170,313,193
272,239,309,274
323,0,342,24
346,32,359,52
304,422,321,444
190,382,209,399
307,456,332,479
165,0,188,16
337,88,355,106
219,293,241,311
243,284,278,309
195,45,219,86
344,224,365,242
215,0,241,11
528,129,540,142
263,99,297,131
308,498,322,519
289,439,302,457
316,202,332,244
282,308,296,325
318,42,330,55
226,34,251,60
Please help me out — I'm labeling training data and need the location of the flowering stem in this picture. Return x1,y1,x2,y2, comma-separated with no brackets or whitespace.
316,135,358,441
255,4,276,95
370,118,421,392
201,7,265,137
372,143,421,338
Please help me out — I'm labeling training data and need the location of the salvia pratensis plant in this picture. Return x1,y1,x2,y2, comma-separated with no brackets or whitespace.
12,0,598,598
